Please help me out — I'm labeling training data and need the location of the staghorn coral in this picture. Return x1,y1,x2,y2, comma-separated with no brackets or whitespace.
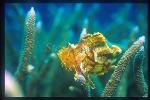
58,32,122,89
102,36,145,97
133,46,148,96
26,53,57,96
116,26,140,97
85,85,92,97
15,7,36,83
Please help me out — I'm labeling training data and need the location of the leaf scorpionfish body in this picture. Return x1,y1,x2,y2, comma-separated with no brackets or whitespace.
57,32,122,89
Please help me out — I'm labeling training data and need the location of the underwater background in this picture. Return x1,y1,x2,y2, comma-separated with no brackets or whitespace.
5,3,148,97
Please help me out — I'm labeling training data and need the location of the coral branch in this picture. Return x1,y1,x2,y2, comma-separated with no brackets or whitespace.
85,85,92,97
133,46,148,96
102,36,145,97
15,7,36,83
26,53,57,96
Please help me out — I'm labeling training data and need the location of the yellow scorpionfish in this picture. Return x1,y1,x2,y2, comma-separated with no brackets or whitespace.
57,32,122,89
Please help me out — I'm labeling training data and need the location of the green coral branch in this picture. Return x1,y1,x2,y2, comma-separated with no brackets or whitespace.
133,46,148,96
116,64,129,97
26,53,57,96
102,36,145,97
115,26,138,97
15,7,36,83
85,85,92,97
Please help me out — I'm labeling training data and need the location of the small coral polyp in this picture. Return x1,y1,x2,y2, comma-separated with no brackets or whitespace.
58,32,122,89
